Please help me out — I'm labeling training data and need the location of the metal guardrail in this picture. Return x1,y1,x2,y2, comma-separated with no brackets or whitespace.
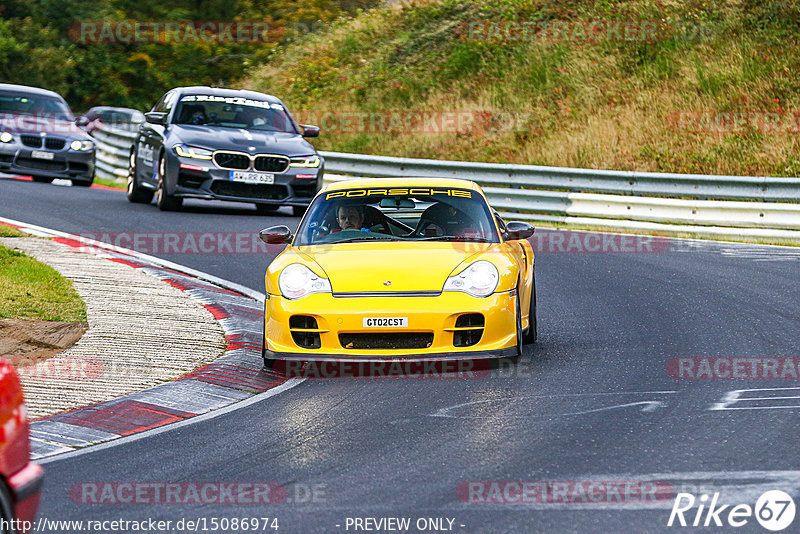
319,151,800,202
320,152,800,243
90,124,800,243
92,124,137,183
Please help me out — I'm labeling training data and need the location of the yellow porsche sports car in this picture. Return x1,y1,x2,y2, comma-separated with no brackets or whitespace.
260,178,536,365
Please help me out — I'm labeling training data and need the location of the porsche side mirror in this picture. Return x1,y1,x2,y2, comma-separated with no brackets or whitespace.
300,124,319,138
145,112,167,125
505,221,535,241
259,226,293,244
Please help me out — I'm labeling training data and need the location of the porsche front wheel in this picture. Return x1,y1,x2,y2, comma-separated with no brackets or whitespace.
514,289,524,360
522,276,537,344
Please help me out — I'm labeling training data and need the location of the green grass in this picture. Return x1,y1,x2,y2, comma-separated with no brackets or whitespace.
0,245,87,321
0,225,29,238
244,0,800,176
93,176,126,190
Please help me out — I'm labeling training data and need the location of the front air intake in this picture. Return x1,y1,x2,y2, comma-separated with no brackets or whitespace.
289,315,321,349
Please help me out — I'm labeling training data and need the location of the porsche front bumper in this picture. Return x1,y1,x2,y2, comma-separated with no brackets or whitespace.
264,290,518,361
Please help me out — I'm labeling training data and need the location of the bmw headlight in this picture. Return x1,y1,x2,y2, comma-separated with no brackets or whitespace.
278,263,332,300
174,144,213,160
70,140,94,151
289,155,321,168
443,260,499,298
0,132,12,143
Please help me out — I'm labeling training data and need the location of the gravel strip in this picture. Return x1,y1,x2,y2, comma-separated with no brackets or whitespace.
0,238,226,419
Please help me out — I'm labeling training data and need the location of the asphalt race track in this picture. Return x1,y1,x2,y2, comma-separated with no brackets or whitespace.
3,177,800,533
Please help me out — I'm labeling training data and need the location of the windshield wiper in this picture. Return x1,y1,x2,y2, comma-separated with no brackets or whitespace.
335,236,402,243
417,235,492,242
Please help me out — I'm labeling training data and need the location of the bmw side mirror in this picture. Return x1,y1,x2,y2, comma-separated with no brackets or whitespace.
300,124,319,138
75,116,89,127
505,221,535,241
145,112,167,125
259,226,293,245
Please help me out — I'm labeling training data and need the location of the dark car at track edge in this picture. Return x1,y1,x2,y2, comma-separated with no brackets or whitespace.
127,86,323,214
0,83,96,187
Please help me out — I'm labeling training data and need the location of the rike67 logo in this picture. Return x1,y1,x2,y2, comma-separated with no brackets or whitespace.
668,490,796,531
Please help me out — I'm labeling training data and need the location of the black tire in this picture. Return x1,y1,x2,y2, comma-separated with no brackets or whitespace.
0,482,14,534
292,205,307,217
255,204,279,214
72,179,92,187
262,299,275,369
522,276,537,344
155,154,182,211
509,288,523,363
127,149,154,204
31,176,53,184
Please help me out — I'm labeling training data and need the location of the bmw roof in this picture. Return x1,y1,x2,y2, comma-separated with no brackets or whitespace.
0,83,67,100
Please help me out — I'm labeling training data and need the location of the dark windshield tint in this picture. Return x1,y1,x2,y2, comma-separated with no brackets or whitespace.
294,187,500,246
0,92,73,120
173,94,298,133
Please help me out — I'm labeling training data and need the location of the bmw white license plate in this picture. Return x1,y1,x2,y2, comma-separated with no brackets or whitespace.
31,150,54,160
229,171,274,184
363,317,408,328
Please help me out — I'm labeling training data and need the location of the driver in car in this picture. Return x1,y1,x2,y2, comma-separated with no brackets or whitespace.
336,204,370,232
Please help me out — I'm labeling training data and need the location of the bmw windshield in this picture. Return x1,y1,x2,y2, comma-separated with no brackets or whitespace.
174,94,299,133
0,91,73,121
294,187,501,245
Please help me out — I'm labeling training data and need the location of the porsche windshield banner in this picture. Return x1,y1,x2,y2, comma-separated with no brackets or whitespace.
325,188,473,199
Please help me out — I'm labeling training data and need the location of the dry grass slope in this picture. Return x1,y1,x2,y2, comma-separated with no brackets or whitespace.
245,0,800,177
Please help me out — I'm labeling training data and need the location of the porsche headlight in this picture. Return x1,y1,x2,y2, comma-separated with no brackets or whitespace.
174,144,213,160
70,140,94,151
0,132,13,143
278,263,332,300
289,155,321,168
443,260,499,298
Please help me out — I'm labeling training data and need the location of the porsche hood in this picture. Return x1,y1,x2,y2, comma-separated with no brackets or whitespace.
296,242,493,294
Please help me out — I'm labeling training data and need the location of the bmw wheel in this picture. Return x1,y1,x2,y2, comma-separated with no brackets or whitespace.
127,148,154,203
155,153,182,211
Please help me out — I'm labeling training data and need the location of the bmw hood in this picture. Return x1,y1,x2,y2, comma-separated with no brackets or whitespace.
171,125,316,156
297,242,493,293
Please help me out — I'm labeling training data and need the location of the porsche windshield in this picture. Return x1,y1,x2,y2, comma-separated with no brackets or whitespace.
295,187,501,245
174,94,298,133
